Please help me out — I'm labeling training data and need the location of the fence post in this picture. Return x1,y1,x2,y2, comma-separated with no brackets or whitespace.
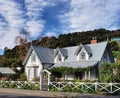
110,83,113,93
95,82,98,91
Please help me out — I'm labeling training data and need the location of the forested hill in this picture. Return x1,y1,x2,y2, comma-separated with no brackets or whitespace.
0,28,120,68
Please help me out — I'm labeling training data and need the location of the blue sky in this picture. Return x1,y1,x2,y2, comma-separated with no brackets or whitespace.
0,0,120,55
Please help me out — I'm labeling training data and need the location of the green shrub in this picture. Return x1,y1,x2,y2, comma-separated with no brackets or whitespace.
9,82,17,88
32,84,40,90
7,74,20,81
32,77,40,82
20,73,27,81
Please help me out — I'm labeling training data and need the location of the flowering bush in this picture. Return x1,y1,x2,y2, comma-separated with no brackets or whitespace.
1,76,7,81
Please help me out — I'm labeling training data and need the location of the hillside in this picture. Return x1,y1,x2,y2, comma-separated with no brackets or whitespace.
0,28,120,69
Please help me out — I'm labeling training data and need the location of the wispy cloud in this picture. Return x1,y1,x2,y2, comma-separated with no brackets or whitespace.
59,0,120,33
0,0,25,49
25,0,49,38
0,0,54,49
0,0,120,52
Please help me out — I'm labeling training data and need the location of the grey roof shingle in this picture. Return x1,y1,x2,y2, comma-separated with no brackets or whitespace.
74,44,92,55
83,45,92,54
0,67,15,74
54,48,67,57
53,42,109,68
62,42,108,62
33,46,54,64
23,45,54,65
53,61,98,68
59,48,67,57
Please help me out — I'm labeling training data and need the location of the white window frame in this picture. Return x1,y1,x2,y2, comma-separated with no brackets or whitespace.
31,52,36,63
80,52,86,60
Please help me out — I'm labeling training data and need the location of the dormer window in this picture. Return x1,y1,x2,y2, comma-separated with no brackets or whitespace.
54,48,67,63
75,44,92,61
80,52,86,59
58,54,62,61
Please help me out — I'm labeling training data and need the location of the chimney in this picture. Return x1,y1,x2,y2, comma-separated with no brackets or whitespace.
91,37,97,44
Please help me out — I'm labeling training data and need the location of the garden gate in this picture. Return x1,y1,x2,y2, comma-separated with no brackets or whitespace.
40,69,51,91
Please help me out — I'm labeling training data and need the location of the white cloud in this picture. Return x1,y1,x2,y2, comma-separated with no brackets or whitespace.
25,0,51,38
0,0,55,50
0,0,120,52
44,32,57,37
59,0,120,33
0,0,25,49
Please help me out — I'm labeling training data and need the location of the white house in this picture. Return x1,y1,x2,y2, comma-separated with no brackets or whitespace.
23,40,114,81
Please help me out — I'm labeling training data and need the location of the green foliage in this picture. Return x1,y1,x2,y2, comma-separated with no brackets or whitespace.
49,66,92,81
0,72,3,78
7,74,20,81
109,41,119,51
0,57,9,67
49,83,97,94
99,62,120,83
20,73,27,81
37,36,59,48
50,66,75,79
32,77,40,82
112,51,120,64
0,81,40,90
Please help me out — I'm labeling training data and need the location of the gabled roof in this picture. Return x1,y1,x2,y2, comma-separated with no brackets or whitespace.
53,42,109,68
23,45,54,65
23,42,114,68
33,46,54,64
61,42,108,62
0,67,15,74
54,48,67,57
74,44,92,55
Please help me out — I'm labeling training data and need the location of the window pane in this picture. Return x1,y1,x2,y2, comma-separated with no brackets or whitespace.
34,68,38,77
58,54,61,61
80,52,85,59
31,53,36,62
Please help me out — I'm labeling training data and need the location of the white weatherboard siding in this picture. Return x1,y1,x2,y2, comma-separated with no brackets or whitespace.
25,51,43,80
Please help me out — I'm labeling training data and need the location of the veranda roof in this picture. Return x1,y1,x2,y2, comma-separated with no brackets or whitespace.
53,61,98,68
0,67,15,74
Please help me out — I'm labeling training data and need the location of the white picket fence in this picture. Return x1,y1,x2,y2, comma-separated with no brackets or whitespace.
0,81,120,94
49,82,120,94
